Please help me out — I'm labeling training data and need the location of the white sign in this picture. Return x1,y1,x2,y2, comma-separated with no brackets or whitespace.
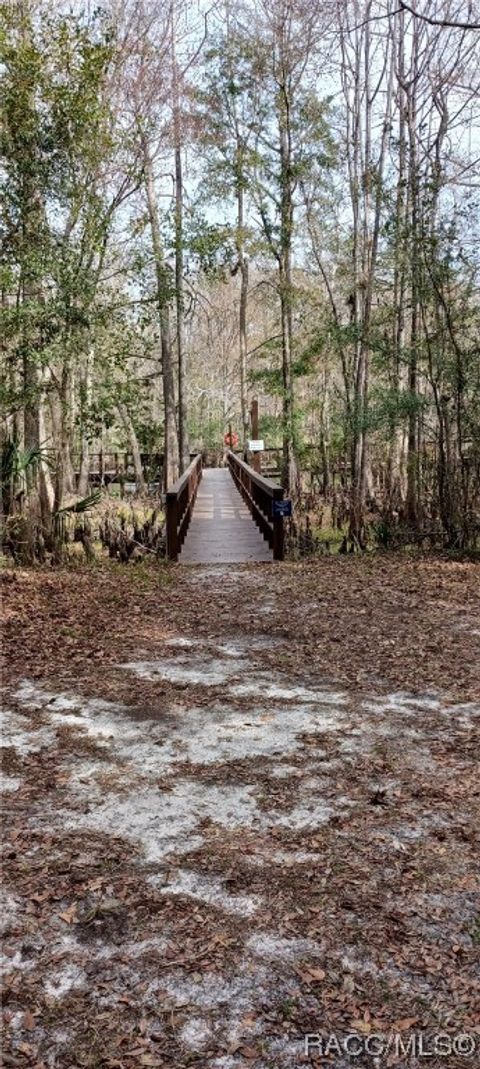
248,439,264,452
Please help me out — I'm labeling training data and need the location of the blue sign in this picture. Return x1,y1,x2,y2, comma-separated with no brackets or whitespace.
273,498,292,517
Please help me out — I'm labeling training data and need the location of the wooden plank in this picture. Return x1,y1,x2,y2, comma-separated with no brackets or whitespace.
180,469,272,564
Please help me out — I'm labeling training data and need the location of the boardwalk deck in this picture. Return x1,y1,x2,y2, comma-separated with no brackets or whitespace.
180,468,272,564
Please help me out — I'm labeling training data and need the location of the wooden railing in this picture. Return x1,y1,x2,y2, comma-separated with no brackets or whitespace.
226,450,285,560
70,452,164,484
166,454,203,561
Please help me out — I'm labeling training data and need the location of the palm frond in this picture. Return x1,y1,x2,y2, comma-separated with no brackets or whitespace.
1,438,53,485
55,490,102,516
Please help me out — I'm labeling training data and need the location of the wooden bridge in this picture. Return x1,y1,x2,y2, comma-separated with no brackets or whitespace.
165,452,286,563
69,448,284,489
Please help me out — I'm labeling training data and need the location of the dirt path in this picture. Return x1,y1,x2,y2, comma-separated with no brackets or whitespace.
1,557,479,1068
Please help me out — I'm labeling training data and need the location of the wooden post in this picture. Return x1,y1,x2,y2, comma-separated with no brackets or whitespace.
250,398,261,474
166,492,178,561
272,487,285,561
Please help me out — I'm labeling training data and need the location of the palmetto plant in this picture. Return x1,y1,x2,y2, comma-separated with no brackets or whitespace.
1,438,52,517
1,437,102,514
52,489,103,563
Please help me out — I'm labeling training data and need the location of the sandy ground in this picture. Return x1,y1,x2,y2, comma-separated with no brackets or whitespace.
1,556,479,1068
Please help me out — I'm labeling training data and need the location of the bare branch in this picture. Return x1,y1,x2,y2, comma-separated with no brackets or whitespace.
399,1,480,30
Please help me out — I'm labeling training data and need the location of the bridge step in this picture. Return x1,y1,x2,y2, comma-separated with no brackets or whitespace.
180,469,273,564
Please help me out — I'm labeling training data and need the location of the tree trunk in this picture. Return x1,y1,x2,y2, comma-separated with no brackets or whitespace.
53,363,76,511
278,75,299,498
77,436,90,497
117,403,146,494
172,31,189,474
342,6,392,546
77,348,93,496
23,357,54,526
236,170,250,451
319,376,330,496
387,6,408,512
142,143,179,490
405,26,420,529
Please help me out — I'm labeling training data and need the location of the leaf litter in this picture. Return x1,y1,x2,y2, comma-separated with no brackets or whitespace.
1,555,479,1067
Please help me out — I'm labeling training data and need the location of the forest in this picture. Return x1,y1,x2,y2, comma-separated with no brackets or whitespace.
2,5,480,1068
1,0,480,559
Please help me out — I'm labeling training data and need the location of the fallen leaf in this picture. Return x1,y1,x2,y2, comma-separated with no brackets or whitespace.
350,1019,371,1034
393,1017,419,1031
58,904,77,924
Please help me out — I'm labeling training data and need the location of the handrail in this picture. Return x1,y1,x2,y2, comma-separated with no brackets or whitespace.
226,450,285,560
165,454,203,561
